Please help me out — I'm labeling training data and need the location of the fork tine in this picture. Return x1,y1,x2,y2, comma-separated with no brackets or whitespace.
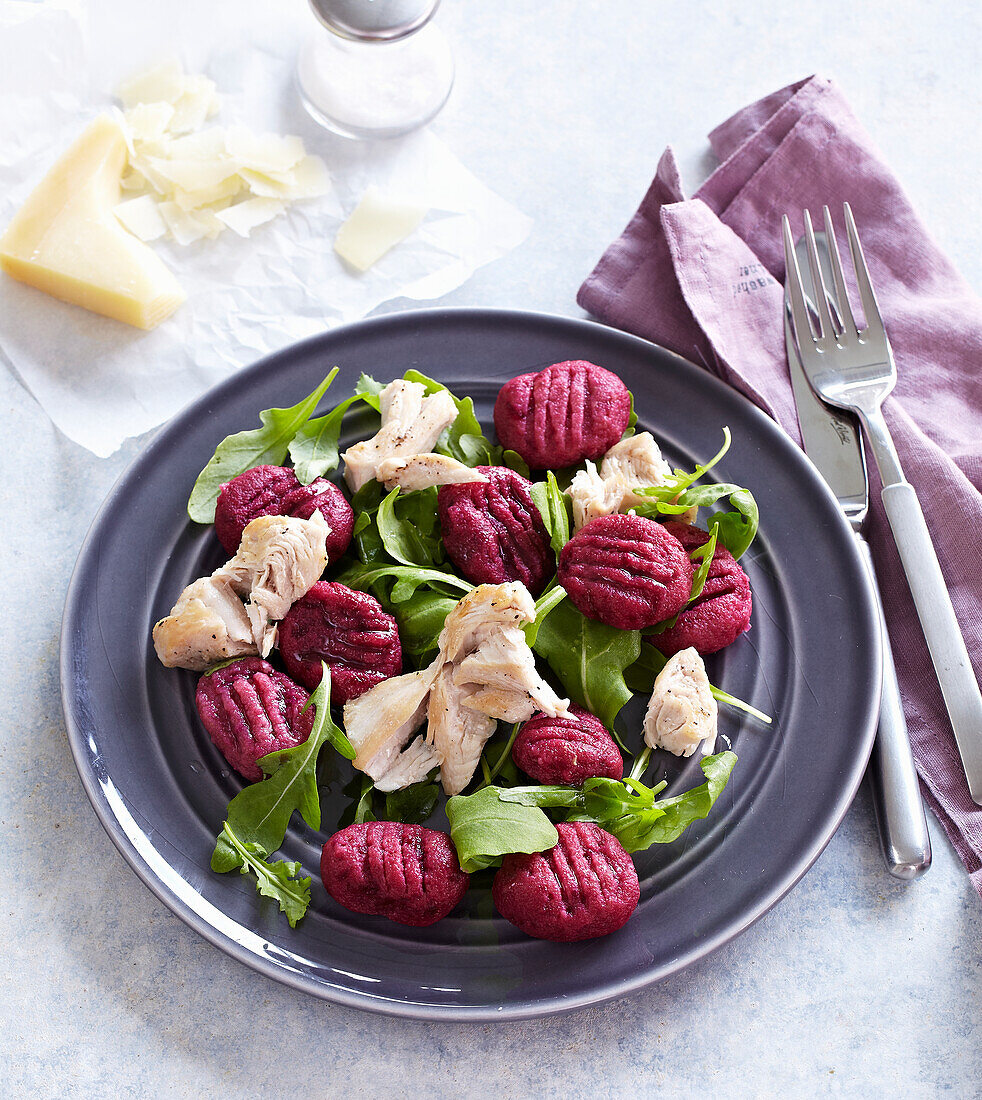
822,206,858,335
843,202,885,336
782,215,815,345
803,210,837,343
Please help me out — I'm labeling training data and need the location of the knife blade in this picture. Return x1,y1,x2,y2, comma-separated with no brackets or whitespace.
786,234,931,880
785,244,868,519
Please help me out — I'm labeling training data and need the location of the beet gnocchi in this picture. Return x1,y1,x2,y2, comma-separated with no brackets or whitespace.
158,360,756,940
492,822,640,942
438,465,553,595
493,360,632,470
214,463,354,561
653,522,753,656
558,512,693,629
513,706,623,785
321,822,470,927
278,581,402,703
195,657,313,782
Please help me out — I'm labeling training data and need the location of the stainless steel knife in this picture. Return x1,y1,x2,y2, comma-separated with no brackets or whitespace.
786,234,931,879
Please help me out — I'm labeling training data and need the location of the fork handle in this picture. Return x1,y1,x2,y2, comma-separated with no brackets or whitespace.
878,479,982,805
855,534,931,878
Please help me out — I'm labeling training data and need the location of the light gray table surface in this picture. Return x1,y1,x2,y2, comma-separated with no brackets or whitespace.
3,1,981,1097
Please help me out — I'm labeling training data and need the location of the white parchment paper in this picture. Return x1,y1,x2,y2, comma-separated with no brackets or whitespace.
0,0,532,455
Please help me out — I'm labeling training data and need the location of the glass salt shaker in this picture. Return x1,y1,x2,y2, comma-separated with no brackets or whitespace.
297,0,454,139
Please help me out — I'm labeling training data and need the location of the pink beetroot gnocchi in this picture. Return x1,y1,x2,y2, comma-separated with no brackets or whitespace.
493,360,632,469
278,581,402,704
213,464,354,562
557,513,693,630
195,657,313,782
321,822,470,927
652,522,752,656
512,705,623,785
438,465,553,595
492,822,640,942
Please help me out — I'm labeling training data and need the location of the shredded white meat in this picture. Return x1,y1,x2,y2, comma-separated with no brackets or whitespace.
426,666,497,796
343,662,442,791
343,582,571,795
643,647,718,757
152,576,255,671
153,511,328,669
217,512,329,656
567,432,697,529
452,629,569,723
342,380,457,491
376,453,488,492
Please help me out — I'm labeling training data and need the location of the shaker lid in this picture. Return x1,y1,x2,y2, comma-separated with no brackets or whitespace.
308,0,440,42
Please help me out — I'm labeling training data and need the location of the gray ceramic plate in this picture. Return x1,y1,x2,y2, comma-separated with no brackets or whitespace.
61,308,879,1020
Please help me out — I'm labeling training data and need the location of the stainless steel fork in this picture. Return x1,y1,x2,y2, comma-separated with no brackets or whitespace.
783,203,982,805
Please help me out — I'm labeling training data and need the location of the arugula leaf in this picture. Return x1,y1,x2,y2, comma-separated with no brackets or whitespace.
219,823,311,927
382,771,441,825
530,471,571,562
628,745,653,782
622,392,638,439
347,481,388,566
289,396,365,485
523,584,567,648
476,722,522,789
629,428,759,558
632,750,737,846
187,370,339,523
339,773,377,827
687,527,719,604
697,486,759,560
500,751,737,853
502,449,531,478
672,428,732,494
354,372,385,410
376,486,443,568
402,369,500,466
446,786,559,872
336,560,473,603
624,643,665,694
287,372,387,484
392,589,458,656
533,597,640,731
709,685,773,725
497,786,583,810
211,664,353,873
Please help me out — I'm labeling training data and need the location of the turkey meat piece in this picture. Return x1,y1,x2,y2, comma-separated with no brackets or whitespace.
436,581,536,663
452,628,570,723
346,582,571,795
153,511,329,670
342,380,458,491
567,432,697,530
426,665,497,797
343,663,442,792
376,453,488,492
152,576,256,671
427,583,571,794
216,512,330,658
643,647,718,757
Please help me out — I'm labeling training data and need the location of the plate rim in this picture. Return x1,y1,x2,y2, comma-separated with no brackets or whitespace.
60,305,881,1020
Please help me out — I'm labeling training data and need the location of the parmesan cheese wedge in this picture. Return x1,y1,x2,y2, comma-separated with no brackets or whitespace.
334,185,427,273
0,115,186,329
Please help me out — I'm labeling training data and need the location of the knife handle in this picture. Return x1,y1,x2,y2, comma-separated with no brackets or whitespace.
879,480,982,806
855,534,932,879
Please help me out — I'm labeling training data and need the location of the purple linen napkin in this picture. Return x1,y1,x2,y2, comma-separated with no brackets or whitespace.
578,75,982,894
